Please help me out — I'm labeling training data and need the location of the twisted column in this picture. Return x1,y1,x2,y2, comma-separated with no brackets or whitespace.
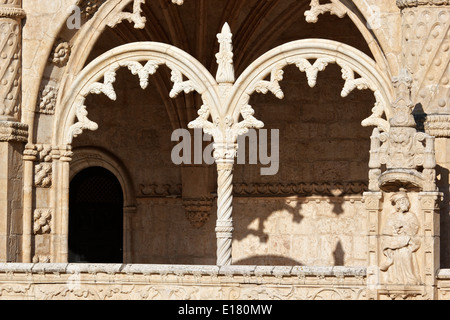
214,142,237,266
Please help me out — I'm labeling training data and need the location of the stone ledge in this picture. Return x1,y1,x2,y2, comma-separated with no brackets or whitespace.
437,269,450,279
0,263,366,278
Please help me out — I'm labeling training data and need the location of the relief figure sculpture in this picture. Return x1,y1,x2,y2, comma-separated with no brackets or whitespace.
380,189,421,285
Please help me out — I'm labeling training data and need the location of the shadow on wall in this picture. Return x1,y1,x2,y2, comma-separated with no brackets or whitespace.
233,255,302,266
233,193,364,243
333,240,345,266
232,241,346,266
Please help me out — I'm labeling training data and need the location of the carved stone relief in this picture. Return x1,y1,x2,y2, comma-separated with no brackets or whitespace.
304,0,347,24
380,190,421,285
33,144,53,188
51,40,71,67
33,209,52,235
0,17,22,120
38,84,57,115
402,7,449,115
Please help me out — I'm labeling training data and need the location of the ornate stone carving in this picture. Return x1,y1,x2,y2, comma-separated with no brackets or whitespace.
214,143,237,266
64,25,393,267
38,84,57,115
138,184,182,197
233,181,368,197
422,114,450,138
254,63,285,99
216,23,235,84
304,0,347,24
183,198,214,229
72,0,107,21
33,209,52,235
292,58,334,88
368,70,437,192
380,190,421,285
32,255,50,263
397,0,450,9
0,18,21,120
107,0,147,29
51,41,71,67
34,163,52,188
119,60,161,90
402,6,449,114
33,144,53,188
0,121,27,142
82,67,118,100
67,105,99,144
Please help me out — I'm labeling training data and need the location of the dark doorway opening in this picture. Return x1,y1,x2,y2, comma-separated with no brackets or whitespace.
69,167,124,263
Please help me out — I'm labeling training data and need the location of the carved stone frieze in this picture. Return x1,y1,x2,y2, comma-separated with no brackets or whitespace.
233,182,368,197
0,264,367,300
397,0,450,9
138,184,182,197
419,114,450,138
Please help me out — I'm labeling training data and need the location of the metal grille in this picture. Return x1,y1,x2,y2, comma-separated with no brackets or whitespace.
71,167,123,204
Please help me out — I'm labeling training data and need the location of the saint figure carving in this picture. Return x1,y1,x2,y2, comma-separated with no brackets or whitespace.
380,189,421,285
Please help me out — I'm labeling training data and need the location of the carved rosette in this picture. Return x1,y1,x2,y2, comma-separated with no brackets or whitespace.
0,1,24,121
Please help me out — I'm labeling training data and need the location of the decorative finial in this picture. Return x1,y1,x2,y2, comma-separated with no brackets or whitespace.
215,22,235,84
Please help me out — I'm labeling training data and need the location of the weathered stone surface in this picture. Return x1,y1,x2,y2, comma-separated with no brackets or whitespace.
0,0,447,300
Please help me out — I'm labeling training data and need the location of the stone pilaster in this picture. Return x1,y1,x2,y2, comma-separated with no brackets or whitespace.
397,0,450,270
0,1,26,262
0,122,27,262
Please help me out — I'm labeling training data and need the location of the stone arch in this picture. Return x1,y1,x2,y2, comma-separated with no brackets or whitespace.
69,146,137,263
36,0,398,143
70,146,136,209
53,41,221,146
229,38,395,134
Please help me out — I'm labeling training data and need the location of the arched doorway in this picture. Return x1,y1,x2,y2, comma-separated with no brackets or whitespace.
69,167,124,263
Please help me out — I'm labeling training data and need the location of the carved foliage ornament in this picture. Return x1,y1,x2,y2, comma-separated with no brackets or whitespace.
66,25,392,169
304,0,347,24
107,0,185,30
249,56,390,133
